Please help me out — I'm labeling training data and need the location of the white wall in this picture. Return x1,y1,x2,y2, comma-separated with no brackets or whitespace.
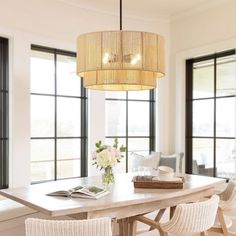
0,0,171,187
170,0,236,166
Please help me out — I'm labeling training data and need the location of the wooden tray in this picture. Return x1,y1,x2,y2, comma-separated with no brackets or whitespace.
132,176,184,189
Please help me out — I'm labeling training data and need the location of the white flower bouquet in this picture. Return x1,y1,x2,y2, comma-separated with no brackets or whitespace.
93,138,126,185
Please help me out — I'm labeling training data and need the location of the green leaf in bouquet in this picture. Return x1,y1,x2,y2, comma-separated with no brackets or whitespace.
113,138,119,148
97,145,107,153
120,145,126,152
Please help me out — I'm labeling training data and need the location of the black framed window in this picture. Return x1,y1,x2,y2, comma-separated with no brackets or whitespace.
0,37,9,189
105,90,155,172
186,49,236,178
30,45,87,183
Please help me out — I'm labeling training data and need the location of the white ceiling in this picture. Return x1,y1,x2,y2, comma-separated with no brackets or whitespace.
57,0,226,20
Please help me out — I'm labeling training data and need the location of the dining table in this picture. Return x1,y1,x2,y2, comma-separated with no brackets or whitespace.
0,173,225,236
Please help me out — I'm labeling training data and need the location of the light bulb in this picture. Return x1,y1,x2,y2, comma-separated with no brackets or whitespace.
136,54,141,60
131,58,137,65
103,53,109,64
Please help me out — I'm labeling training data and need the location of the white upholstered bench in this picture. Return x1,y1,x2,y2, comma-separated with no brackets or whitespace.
0,197,40,236
0,197,70,236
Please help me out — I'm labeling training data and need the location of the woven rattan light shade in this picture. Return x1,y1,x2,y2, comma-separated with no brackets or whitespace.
77,31,165,91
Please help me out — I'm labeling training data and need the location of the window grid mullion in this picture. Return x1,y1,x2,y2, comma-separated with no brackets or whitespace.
150,90,155,152
213,55,217,177
187,95,236,102
126,92,129,173
105,98,154,102
54,50,57,181
0,37,8,189
31,92,87,99
80,78,88,177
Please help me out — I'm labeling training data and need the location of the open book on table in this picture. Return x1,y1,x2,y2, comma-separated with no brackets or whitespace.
47,185,109,199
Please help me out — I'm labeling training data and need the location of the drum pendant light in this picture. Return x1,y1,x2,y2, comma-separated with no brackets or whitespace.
76,0,165,91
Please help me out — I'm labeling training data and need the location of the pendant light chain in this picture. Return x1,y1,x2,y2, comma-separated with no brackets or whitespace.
120,0,122,30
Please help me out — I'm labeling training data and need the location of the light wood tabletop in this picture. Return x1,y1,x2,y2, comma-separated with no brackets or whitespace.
0,173,224,221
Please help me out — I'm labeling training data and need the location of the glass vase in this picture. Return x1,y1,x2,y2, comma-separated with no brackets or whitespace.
102,166,115,188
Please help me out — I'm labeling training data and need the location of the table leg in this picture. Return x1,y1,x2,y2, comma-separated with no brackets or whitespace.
200,231,208,236
129,220,137,236
170,206,176,220
118,218,129,236
124,219,129,236
111,219,117,236
118,219,124,236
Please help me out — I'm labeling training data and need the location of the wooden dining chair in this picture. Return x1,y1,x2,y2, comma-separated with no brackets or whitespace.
25,217,112,236
210,180,236,236
130,195,219,236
